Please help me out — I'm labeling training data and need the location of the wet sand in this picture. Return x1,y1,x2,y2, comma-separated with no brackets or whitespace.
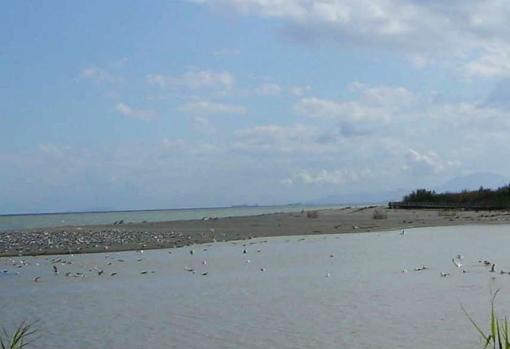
2,206,510,257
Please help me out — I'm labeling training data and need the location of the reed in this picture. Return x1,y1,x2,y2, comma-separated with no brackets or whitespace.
0,322,36,349
463,290,510,349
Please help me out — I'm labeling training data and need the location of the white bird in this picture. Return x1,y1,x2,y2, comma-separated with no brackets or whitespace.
452,258,462,268
400,229,405,236
440,272,450,277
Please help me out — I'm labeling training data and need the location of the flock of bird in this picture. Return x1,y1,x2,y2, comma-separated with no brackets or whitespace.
1,229,509,284
0,238,276,283
399,229,505,278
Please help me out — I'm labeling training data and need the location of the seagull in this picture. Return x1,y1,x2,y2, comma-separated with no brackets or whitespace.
33,276,41,282
401,268,408,273
491,264,496,272
440,272,450,277
400,229,405,236
452,258,462,268
456,254,464,260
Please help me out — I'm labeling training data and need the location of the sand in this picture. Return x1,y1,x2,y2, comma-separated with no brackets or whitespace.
2,206,510,257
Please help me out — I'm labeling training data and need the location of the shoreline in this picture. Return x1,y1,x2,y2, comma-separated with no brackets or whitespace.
2,206,510,257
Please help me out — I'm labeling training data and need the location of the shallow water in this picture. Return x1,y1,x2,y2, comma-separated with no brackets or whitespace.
0,204,346,231
2,225,510,348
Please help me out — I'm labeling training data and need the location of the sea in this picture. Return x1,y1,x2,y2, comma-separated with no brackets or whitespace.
1,225,508,348
0,204,351,232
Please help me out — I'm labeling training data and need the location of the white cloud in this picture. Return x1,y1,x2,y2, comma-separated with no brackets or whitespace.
179,101,247,115
80,67,120,83
211,48,241,56
290,168,373,185
194,0,510,79
295,84,415,129
463,45,510,78
255,82,282,96
115,103,156,121
146,69,235,90
234,124,319,153
289,85,311,96
404,149,459,175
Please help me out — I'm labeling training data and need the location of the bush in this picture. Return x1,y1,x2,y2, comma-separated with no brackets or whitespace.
372,209,388,219
306,211,319,219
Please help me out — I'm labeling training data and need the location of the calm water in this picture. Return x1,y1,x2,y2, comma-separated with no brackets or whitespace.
0,205,347,232
2,225,510,348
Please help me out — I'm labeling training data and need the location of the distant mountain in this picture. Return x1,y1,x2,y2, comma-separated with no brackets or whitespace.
436,172,509,193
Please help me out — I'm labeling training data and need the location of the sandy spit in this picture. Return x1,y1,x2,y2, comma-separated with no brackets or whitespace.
2,206,510,257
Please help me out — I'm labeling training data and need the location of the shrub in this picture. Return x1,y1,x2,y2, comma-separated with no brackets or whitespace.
306,211,319,219
372,209,388,219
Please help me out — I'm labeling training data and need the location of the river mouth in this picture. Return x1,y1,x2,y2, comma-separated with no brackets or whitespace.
1,225,508,349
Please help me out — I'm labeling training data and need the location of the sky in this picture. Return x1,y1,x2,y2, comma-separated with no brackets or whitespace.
2,1,510,214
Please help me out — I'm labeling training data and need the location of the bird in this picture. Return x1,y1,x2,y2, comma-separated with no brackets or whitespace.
440,272,450,277
110,272,117,277
140,271,148,274
53,265,58,274
325,273,331,278
201,272,208,276
400,229,405,236
189,250,194,255
452,258,462,268
243,249,247,254
491,264,496,272
33,276,41,282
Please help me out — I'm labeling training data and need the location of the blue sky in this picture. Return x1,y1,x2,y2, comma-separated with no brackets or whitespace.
2,1,510,213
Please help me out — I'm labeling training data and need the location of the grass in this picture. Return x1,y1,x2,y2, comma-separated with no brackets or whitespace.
0,322,36,349
463,290,510,349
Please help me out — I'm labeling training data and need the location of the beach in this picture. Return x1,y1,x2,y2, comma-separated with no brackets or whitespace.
2,206,510,257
